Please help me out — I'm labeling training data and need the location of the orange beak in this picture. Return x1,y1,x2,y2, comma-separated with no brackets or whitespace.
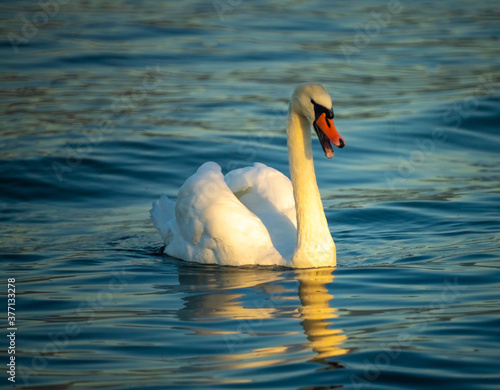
315,113,345,148
313,112,345,159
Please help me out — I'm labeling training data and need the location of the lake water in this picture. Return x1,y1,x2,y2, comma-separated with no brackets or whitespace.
1,0,500,389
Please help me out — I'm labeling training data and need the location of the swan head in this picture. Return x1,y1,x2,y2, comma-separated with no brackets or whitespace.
291,83,345,159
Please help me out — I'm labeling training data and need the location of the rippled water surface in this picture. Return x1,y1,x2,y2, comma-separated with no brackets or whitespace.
1,1,500,389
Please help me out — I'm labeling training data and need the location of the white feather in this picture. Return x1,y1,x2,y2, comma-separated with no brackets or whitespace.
151,83,341,268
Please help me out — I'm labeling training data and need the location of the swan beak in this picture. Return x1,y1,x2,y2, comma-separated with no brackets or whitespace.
313,113,345,159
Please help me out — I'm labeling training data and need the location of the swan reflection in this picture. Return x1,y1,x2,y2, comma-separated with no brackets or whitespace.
296,268,348,363
172,265,347,369
175,266,285,321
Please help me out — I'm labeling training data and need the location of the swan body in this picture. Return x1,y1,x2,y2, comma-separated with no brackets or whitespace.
151,83,345,268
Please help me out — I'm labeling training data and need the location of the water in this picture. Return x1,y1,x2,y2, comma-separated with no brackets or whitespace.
1,0,500,389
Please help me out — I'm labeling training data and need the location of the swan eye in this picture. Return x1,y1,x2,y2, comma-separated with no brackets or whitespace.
311,99,334,120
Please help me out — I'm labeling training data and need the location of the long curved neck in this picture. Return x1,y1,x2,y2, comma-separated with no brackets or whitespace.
287,107,336,267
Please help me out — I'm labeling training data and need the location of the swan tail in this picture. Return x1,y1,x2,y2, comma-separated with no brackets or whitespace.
150,194,176,243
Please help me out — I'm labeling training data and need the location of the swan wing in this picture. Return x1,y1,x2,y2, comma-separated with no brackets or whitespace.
151,162,283,266
225,163,297,259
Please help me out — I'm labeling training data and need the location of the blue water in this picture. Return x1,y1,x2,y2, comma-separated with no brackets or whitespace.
1,0,500,389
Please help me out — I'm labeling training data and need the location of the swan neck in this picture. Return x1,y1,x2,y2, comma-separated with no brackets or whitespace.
287,106,336,267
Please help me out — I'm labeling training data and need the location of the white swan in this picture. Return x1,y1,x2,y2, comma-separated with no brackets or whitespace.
151,83,345,268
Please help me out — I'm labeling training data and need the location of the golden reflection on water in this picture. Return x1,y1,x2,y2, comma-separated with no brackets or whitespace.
175,266,347,369
296,268,348,362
